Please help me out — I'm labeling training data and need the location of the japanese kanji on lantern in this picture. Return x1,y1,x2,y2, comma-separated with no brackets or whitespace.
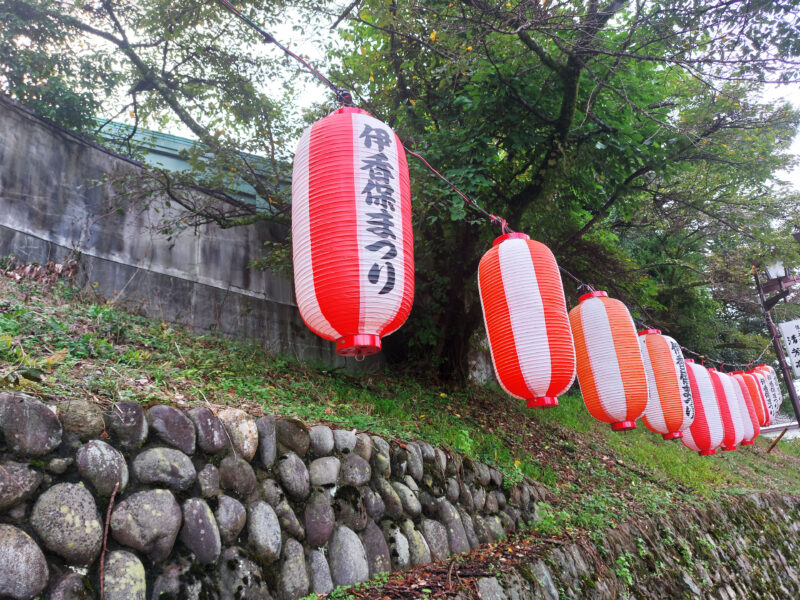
756,365,783,420
750,368,776,425
477,233,576,408
682,360,725,456
568,291,648,430
707,369,745,451
292,107,414,356
637,329,694,440
731,371,760,445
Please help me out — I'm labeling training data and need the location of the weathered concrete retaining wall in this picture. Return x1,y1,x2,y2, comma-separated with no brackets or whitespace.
0,94,372,368
0,391,544,599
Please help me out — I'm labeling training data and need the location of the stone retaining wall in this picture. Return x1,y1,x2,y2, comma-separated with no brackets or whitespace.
0,392,547,599
468,491,800,600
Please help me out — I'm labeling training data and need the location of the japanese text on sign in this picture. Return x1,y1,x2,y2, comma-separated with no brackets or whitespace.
778,318,800,379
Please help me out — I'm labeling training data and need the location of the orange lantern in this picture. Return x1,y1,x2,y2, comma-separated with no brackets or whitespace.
750,369,775,425
731,372,760,445
478,233,576,407
681,360,724,456
569,291,648,430
741,372,769,427
637,329,694,440
292,107,413,357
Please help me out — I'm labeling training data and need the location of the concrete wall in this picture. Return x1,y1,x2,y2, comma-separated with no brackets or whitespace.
0,94,378,369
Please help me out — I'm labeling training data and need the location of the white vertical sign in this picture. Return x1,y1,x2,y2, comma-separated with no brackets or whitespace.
778,318,800,379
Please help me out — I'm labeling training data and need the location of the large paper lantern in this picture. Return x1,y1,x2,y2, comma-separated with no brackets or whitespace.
637,329,694,439
741,372,769,427
477,233,576,407
707,369,745,451
568,291,648,430
757,365,783,420
750,368,776,425
682,360,724,456
732,372,760,445
292,107,413,356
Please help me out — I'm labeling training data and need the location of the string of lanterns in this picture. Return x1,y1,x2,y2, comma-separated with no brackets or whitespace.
218,0,786,455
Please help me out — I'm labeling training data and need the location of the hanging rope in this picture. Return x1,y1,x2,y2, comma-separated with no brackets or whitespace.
212,1,773,371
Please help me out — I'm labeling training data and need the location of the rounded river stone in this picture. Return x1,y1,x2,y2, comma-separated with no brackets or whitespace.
217,408,258,461
309,424,333,456
188,406,230,454
180,498,221,564
215,495,246,544
132,447,196,491
0,460,42,512
31,483,103,566
219,455,258,501
0,392,62,456
103,550,146,600
76,439,128,496
333,429,357,454
328,525,369,587
111,489,182,562
275,418,310,457
256,415,277,467
148,404,196,455
57,399,105,440
0,524,48,600
279,538,309,600
277,452,310,500
109,401,148,448
340,454,371,487
248,500,282,563
47,572,91,600
304,490,334,547
309,456,340,487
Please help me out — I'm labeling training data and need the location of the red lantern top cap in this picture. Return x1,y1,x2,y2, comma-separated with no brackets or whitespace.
335,106,370,116
637,329,661,336
492,232,530,246
685,358,695,363
707,367,717,371
578,290,608,303
732,370,745,374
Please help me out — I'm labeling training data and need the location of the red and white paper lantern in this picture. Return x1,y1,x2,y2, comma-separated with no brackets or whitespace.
637,329,695,440
569,291,649,430
742,372,769,427
292,107,413,356
477,233,576,408
681,360,725,456
731,371,760,445
707,369,745,451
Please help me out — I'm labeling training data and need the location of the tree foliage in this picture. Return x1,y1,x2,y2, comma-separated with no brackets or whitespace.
2,0,800,380
326,0,800,378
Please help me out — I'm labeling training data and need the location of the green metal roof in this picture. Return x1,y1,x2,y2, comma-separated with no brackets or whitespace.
97,121,287,208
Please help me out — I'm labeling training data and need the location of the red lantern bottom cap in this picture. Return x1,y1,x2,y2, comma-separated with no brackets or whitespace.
741,440,755,445
722,446,737,452
527,396,558,409
611,421,637,431
662,431,683,440
337,335,381,357
699,449,717,456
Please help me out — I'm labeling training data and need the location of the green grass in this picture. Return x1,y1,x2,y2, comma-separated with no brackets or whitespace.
3,272,800,540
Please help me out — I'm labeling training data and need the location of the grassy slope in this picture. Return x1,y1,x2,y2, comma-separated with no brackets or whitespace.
3,271,800,545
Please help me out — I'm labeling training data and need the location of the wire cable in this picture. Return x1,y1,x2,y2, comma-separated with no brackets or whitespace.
212,1,773,371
